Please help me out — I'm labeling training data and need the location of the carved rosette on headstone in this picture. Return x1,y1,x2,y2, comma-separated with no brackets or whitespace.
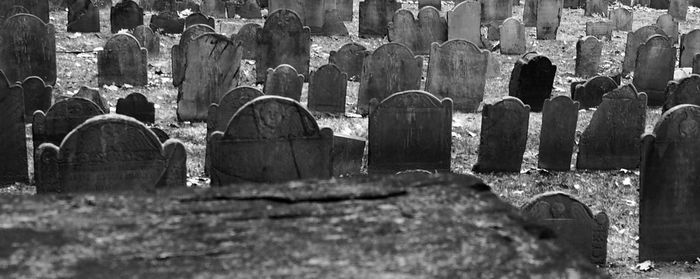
473,97,530,173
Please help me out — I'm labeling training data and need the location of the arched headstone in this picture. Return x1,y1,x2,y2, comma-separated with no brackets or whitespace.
329,43,370,80
67,0,100,32
264,64,304,101
172,24,216,87
149,11,185,34
116,92,155,123
663,74,700,112
0,14,56,86
230,23,261,60
572,75,618,109
97,33,148,86
184,12,214,29
308,64,348,113
21,76,52,121
623,25,667,74
473,97,530,173
255,9,311,82
680,30,700,67
611,7,632,31
359,0,401,37
656,14,679,44
447,1,481,45
500,17,526,55
0,0,49,23
32,97,105,151
133,25,160,57
508,52,556,112
633,35,676,106
110,0,144,33
388,8,447,55
575,36,602,78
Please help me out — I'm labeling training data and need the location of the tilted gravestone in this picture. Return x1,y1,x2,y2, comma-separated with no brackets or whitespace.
473,97,530,173
508,52,556,112
633,35,676,107
133,25,160,57
332,134,366,177
97,33,148,86
575,36,602,78
585,0,608,17
523,0,537,27
447,1,481,46
329,43,370,81
116,92,155,123
538,96,579,171
0,14,56,86
359,0,401,37
368,90,452,174
338,0,352,21
67,0,100,33
585,21,612,40
209,96,333,184
622,25,666,74
110,0,144,33
0,0,49,23
149,11,185,34
172,24,216,87
536,0,562,40
419,0,441,9
669,0,688,20
425,40,489,112
611,7,632,31
388,7,447,55
230,23,261,60
639,104,700,262
32,97,105,152
522,192,609,265
0,71,28,185
656,14,679,45
663,74,700,112
21,76,52,121
200,0,226,18
577,85,647,170
35,114,186,193
256,9,311,83
680,30,700,67
264,64,304,101
75,86,109,113
358,43,423,115
500,17,526,55
185,12,214,30
482,0,512,40
308,64,348,113
572,75,618,109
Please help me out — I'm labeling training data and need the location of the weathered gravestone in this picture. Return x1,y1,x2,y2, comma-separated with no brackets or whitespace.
268,0,305,23
230,23,260,60
611,7,632,31
523,0,537,27
622,25,666,74
35,114,186,193
308,64,348,113
670,0,689,20
585,0,608,17
656,14,679,45
67,0,100,33
264,64,304,101
577,85,647,170
357,43,423,115
206,86,264,160
332,134,366,177
585,21,612,40
473,97,530,173
152,0,199,12
572,75,618,109
508,52,556,112
388,7,447,55
32,97,105,152
337,0,352,21
176,33,242,122
132,25,160,57
695,54,700,74
185,12,214,30
305,0,327,34
97,33,148,86
149,11,185,34
116,92,155,123
575,36,602,78
0,0,49,23
75,86,109,113
500,17,526,55
359,0,401,37
0,14,56,86
368,90,452,174
0,71,28,185
418,0,441,9
563,0,585,8
227,0,262,19
650,0,669,8
329,43,370,81
150,127,169,143
633,35,676,106
447,1,481,46
256,9,311,83
522,192,609,265
172,24,215,86
21,76,52,121
110,0,144,33
322,9,349,36
536,0,562,40
482,0,513,40
639,104,700,262
538,96,579,171
680,30,700,67
425,39,489,112
200,0,226,18
663,74,700,112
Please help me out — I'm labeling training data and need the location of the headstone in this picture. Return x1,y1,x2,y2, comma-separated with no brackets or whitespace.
35,115,186,193
185,12,214,30
522,192,609,265
425,40,489,112
132,25,160,57
585,0,608,17
694,54,700,74
669,0,688,20
32,97,105,151
332,134,366,177
67,0,100,33
268,0,305,23
577,85,647,170
337,0,352,21
633,35,676,106
0,0,49,23
256,9,311,82
388,8,447,55
0,14,56,86
575,36,602,78
308,64,348,113
622,25,666,74
538,96,579,171
656,14,679,45
572,75,618,109
0,71,28,185
473,97,530,173
500,17,526,55
263,64,304,101
329,43,370,80
523,0,537,27
116,92,155,123
368,90,452,174
150,127,169,143
209,96,333,184
149,11,185,34
230,23,261,60
611,7,633,31
447,1,481,46
152,0,199,12
680,30,700,67
482,0,513,40
359,0,401,37
536,0,562,40
172,24,216,87
357,43,423,115
110,0,144,33
21,76,52,121
585,21,612,40
508,52,556,112
663,74,700,112
304,0,326,34
419,0,441,9
97,33,148,86
563,0,584,8
75,86,109,113
650,0,669,8
200,0,226,18
229,0,262,19
322,9,349,36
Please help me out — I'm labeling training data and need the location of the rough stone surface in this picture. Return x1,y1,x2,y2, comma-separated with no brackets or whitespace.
200,0,226,18
623,25,666,74
110,0,144,33
185,12,214,30
500,17,526,55
132,25,160,57
97,33,148,86
508,52,556,112
536,0,562,40
572,75,618,109
32,97,105,152
329,43,370,81
264,64,304,101
308,64,347,113
256,9,311,82
230,23,261,60
538,96,579,171
669,0,688,20
116,92,155,123
523,0,537,27
0,0,49,23
575,36,602,78
473,97,530,173
0,14,56,86
172,24,215,87
359,0,401,37
585,21,612,40
633,35,676,107
0,71,28,185
75,86,109,113
67,0,100,33
611,7,632,31
321,9,348,36
332,134,366,177
680,30,700,67
447,1,481,45
388,7,447,55
663,74,700,112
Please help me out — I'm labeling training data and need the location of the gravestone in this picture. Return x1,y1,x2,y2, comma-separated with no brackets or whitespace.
419,0,441,9
230,23,260,60
268,0,305,24
359,0,401,37
680,30,700,67
473,97,530,173
0,14,56,86
633,35,676,106
585,21,612,40
32,97,105,151
563,0,584,8
669,0,688,20
67,0,100,33
536,0,562,40
572,75,618,109
388,7,447,55
500,17,526,55
508,52,556,112
368,90,452,174
538,96,579,171
151,0,199,12
97,33,148,86
663,74,700,112
35,115,186,193
695,54,700,74
75,86,109,113
110,0,144,33
0,0,49,23
622,25,666,74
172,24,216,87
209,96,333,184
329,43,370,80
332,134,366,177
322,9,349,36
656,14,679,45
522,192,609,265
185,12,214,30
650,0,669,8
149,11,185,34
575,36,602,78
639,104,700,262
585,0,608,17
308,64,348,113
21,76,52,121
200,0,226,18
264,64,304,101
358,43,423,115
523,0,537,27
425,40,489,112
482,0,513,40
305,0,326,34
447,1,481,46
0,71,28,185
611,7,632,31
229,0,262,19
256,9,311,82
577,85,647,170
133,25,160,57
116,92,155,123
150,127,169,143
338,0,352,21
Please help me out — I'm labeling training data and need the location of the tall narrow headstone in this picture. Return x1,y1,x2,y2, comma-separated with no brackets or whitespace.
508,52,556,112
447,1,481,45
263,64,304,101
32,97,105,151
116,92,155,123
611,7,632,31
110,0,144,33
523,0,537,27
623,25,666,74
473,97,530,173
0,14,56,86
329,43,370,80
538,96,579,171
200,0,226,18
0,71,28,185
67,0,100,33
132,25,160,57
21,76,52,121
500,17,526,55
172,24,216,87
308,64,348,113
572,75,618,109
680,30,700,67
633,35,676,106
97,33,148,86
669,0,688,20
338,0,352,21
663,74,700,112
575,36,602,78
230,23,261,60
256,9,311,82
359,0,401,37
656,14,679,45
536,0,562,40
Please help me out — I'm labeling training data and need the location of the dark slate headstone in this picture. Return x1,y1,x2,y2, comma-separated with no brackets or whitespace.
308,64,348,113
149,11,185,34
172,24,216,87
329,43,370,81
572,75,618,109
522,192,609,265
656,14,678,45
669,0,688,20
110,0,144,33
97,33,148,86
584,0,608,17
200,0,226,18
536,0,562,40
228,0,262,19
75,86,109,113
663,74,700,112
426,40,488,112
473,97,530,173
359,0,401,38
150,127,170,143
256,9,311,83
538,96,579,171
500,17,526,55
577,85,647,170
21,76,52,121
32,97,105,151
695,53,700,74
358,43,423,115
67,0,100,33
508,52,556,112
639,104,700,262
132,25,160,57
447,1,481,45
650,0,669,9
321,9,349,36
0,0,49,23
680,30,700,67
523,0,536,27
585,21,612,40
623,25,666,74
633,35,676,107
337,0,352,21
268,0,305,23
388,8,447,55
611,7,632,32
35,115,186,193
305,0,326,34
0,71,28,185
116,92,155,123
368,90,452,174
332,134,366,177
264,64,304,101
185,12,214,30
419,0,441,9
0,14,56,86
230,23,261,60
575,36,602,78
152,0,199,12
209,96,333,185
563,0,584,8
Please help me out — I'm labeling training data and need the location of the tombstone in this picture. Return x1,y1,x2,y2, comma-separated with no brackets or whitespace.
522,192,609,265
67,0,100,33
152,0,200,12
663,75,700,112
0,0,49,23
0,14,56,86
35,115,186,193
132,25,160,57
611,8,633,32
185,12,214,30
639,104,700,262
97,33,148,86
110,0,144,33
657,14,679,45
75,86,109,113
585,21,612,40
268,0,305,23
536,0,562,40
669,0,688,20
563,0,584,8
622,25,666,74
577,85,647,170
633,35,676,106
575,36,602,78
650,0,669,8
308,64,348,113
209,96,333,184
584,0,608,17
695,54,700,74
0,71,28,185
538,96,579,171
680,30,700,67
229,0,262,19
149,12,185,34
500,18,526,55
304,0,326,34
329,43,370,81
447,1,481,46
230,23,261,60
172,24,216,87
358,43,423,115
473,97,530,173
176,34,242,122
368,90,452,174
116,92,155,123
332,134,366,177
572,75,618,109
321,9,349,36
150,127,169,143
32,98,105,151
359,0,402,37
482,0,513,40
419,0,442,9
425,40,488,112
337,0,352,21
263,64,304,101
523,0,537,27
508,52,556,112
200,0,226,18
388,8,447,55
256,9,311,82
21,76,52,121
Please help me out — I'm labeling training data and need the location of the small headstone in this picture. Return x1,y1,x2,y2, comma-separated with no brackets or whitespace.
264,64,304,101
575,36,602,78
447,1,481,46
230,0,262,19
523,0,536,27
611,7,633,31
67,0,100,33
359,0,401,37
321,9,349,36
21,76,52,121
669,0,689,20
256,9,311,82
75,86,109,113
419,0,441,9
308,64,348,113
622,25,666,74
0,0,49,23
132,25,160,57
538,96,579,171
663,74,700,111
656,14,679,45
500,17,526,55
172,24,216,87
337,0,352,21
585,0,608,17
0,14,56,86
633,35,676,106
97,33,148,86
116,92,155,123
329,43,370,81
473,97,530,173
110,0,144,33
585,21,612,40
200,0,226,18
388,7,447,55
650,0,669,8
572,75,618,109
230,23,261,60
185,12,214,30
680,30,700,67
482,0,513,40
149,11,185,34
508,52,556,112
32,97,105,151
332,134,366,177
0,71,28,185
536,0,562,40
